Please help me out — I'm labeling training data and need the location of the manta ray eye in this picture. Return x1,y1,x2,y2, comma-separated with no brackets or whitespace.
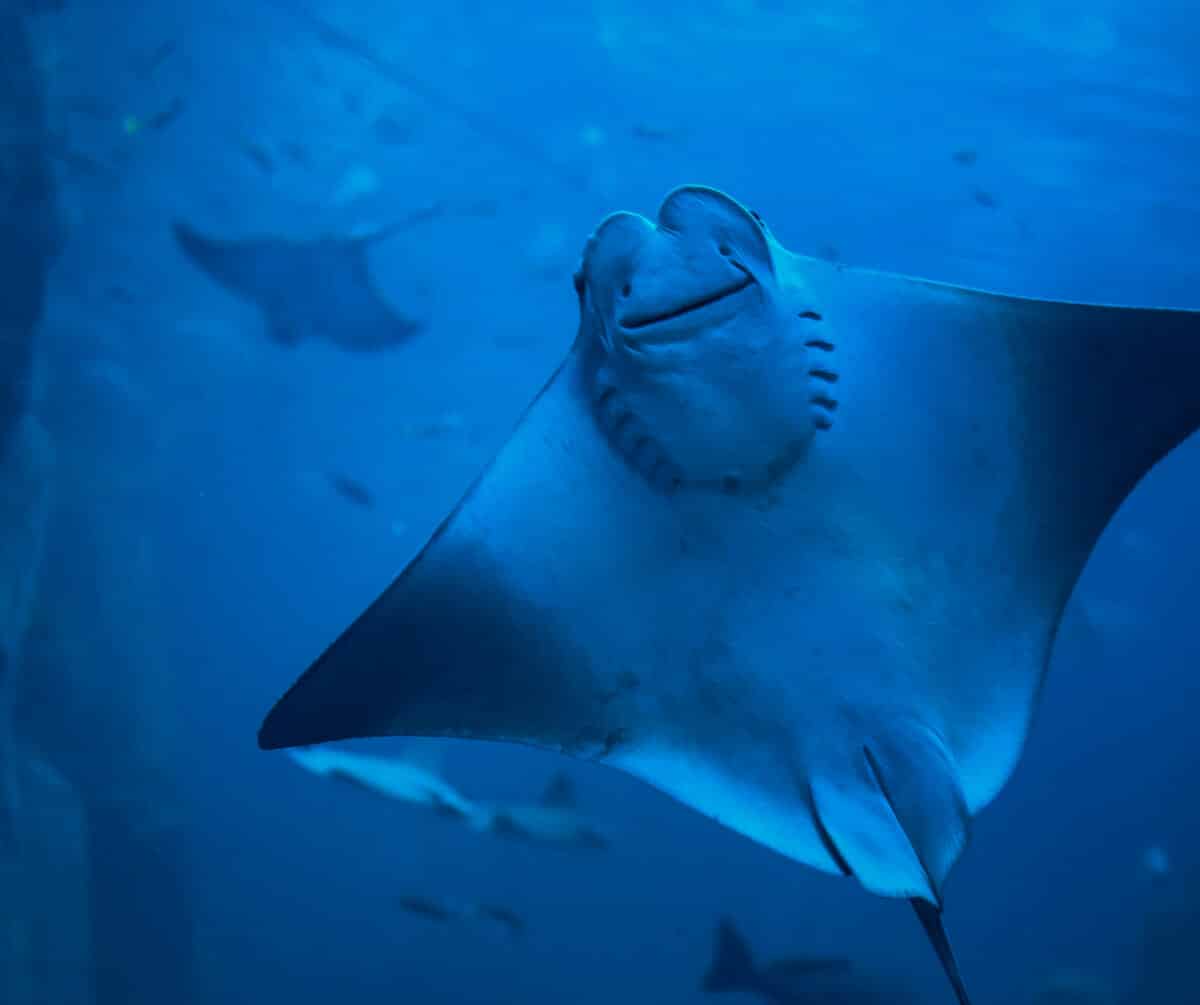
749,209,765,227
572,269,586,297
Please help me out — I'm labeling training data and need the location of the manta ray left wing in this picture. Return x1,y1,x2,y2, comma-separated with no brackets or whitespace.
258,186,1200,1004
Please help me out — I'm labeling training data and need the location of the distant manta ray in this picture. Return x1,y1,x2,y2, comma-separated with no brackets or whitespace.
257,186,1200,1004
171,206,439,350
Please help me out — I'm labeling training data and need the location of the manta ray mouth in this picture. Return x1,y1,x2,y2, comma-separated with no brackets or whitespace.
619,273,755,341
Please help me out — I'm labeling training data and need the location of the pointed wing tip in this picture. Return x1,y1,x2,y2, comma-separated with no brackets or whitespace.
256,672,346,751
256,720,284,751
257,708,296,750
257,695,345,751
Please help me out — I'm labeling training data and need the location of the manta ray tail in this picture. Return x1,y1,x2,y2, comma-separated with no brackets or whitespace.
809,719,973,1004
911,899,971,1005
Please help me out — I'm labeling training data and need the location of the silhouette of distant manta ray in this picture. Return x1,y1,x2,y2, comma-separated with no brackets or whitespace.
171,206,439,351
257,186,1200,1004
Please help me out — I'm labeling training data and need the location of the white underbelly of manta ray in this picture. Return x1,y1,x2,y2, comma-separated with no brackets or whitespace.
258,185,1200,1005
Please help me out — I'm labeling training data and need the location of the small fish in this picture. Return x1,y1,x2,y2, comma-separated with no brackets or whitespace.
396,895,455,923
631,123,676,143
123,96,185,136
373,112,415,146
472,903,526,935
396,894,527,935
135,40,177,80
702,918,905,1005
145,96,185,131
327,473,374,509
240,140,276,175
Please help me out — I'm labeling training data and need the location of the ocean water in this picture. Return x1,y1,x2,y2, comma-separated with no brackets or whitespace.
3,2,1198,1003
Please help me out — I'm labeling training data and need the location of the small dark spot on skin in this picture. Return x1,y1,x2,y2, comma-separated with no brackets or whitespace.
805,339,834,352
972,188,997,209
814,415,833,430
621,282,631,297
718,243,732,257
952,148,978,167
799,310,823,321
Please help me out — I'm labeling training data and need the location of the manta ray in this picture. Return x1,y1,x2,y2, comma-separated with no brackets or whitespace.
171,212,431,350
258,186,1200,1004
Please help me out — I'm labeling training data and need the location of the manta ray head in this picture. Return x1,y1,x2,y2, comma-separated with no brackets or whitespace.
573,185,837,493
